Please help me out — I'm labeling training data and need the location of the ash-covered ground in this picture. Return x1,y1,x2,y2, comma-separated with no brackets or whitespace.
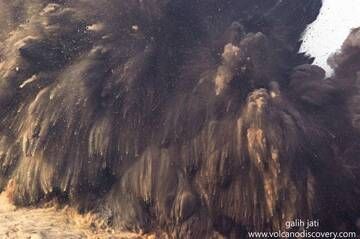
0,192,146,239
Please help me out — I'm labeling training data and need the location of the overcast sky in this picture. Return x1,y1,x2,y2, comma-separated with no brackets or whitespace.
300,0,360,74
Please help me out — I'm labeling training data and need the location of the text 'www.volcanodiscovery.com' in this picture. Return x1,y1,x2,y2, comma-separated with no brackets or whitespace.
248,219,356,238
248,231,357,238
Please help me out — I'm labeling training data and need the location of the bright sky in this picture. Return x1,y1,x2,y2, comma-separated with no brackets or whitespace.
300,0,360,75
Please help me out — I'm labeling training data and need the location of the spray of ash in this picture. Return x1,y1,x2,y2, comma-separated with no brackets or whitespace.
0,0,360,238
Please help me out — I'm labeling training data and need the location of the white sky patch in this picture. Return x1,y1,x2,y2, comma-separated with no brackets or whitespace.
301,0,360,75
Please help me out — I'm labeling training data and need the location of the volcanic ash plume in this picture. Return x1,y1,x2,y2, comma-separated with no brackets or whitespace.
1,0,360,238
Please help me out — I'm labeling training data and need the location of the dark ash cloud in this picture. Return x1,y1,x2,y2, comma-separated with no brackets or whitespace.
1,0,360,238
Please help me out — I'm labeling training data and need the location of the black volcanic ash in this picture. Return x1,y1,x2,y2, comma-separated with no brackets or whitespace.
1,1,360,238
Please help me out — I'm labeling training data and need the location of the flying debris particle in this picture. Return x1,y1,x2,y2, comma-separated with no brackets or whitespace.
20,75,38,89
132,25,139,31
86,23,105,32
269,81,280,98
